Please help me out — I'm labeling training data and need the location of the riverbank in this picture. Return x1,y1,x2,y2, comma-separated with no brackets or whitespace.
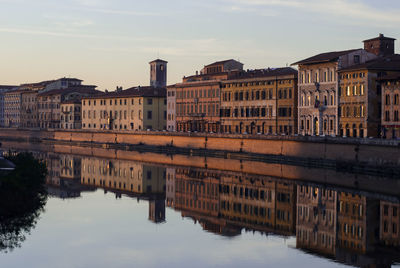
0,128,399,177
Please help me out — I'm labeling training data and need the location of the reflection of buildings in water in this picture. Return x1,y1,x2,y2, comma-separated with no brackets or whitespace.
60,154,81,180
175,168,220,218
80,156,166,223
28,152,94,199
174,167,297,236
166,168,175,208
45,152,62,186
337,193,379,254
219,174,296,236
380,201,400,246
81,157,166,195
149,199,166,224
296,185,337,256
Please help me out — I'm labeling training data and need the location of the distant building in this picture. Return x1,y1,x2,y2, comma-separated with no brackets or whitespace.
43,78,83,92
380,73,400,139
0,85,17,127
363,34,396,57
201,59,244,75
38,85,97,129
220,67,298,135
4,89,28,128
338,55,400,138
150,59,168,88
21,90,39,128
81,86,166,131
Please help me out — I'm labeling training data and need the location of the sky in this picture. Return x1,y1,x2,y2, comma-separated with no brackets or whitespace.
0,0,399,90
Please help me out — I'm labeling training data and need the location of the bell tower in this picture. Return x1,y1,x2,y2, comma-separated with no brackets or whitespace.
363,34,396,57
149,59,168,88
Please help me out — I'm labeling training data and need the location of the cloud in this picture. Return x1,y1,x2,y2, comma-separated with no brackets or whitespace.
222,0,400,26
0,27,123,39
79,7,161,16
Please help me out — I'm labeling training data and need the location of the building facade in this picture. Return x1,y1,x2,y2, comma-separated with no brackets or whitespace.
20,90,39,128
4,89,27,128
338,55,400,138
0,86,17,127
294,49,377,136
81,86,166,131
166,85,176,131
220,67,298,135
60,101,82,130
381,74,400,139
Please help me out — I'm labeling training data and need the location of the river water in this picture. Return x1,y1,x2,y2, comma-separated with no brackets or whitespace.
0,142,400,268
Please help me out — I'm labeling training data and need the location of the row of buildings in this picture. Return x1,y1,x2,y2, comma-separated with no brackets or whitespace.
1,34,400,138
21,148,400,267
166,34,400,138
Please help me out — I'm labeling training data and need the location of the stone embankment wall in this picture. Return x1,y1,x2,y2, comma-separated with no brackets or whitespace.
0,128,399,171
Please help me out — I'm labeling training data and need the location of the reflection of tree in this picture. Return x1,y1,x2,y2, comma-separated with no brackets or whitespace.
0,153,48,253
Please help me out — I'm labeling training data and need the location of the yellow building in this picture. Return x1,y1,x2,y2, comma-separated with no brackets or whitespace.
220,67,298,135
380,73,400,139
338,55,400,138
81,86,166,131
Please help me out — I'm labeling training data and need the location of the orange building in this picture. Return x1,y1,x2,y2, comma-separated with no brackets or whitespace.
174,59,243,132
380,73,400,139
338,55,400,138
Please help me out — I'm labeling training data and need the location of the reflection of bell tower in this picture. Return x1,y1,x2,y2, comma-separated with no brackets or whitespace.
149,59,168,88
149,198,165,224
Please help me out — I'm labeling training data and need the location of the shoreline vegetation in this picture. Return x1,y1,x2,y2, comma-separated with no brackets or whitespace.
0,153,47,253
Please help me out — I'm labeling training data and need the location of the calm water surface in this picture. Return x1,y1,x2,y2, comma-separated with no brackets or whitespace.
0,144,399,268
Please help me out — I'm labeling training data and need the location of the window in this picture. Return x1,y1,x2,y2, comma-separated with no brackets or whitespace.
147,111,152,119
147,98,153,105
360,84,365,95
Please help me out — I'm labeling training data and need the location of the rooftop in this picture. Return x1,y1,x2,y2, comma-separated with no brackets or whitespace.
0,85,18,90
83,86,166,99
38,86,98,97
363,33,396,43
339,54,400,72
149,59,168,64
204,59,242,67
292,49,361,66
379,72,400,81
228,67,298,80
